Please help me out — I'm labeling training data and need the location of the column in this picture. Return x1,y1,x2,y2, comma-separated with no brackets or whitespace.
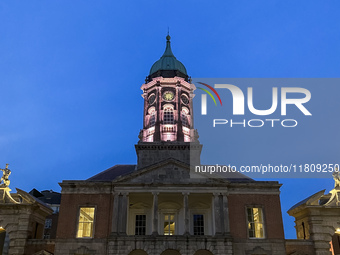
112,192,120,234
118,192,128,235
152,192,159,235
176,82,184,141
213,193,222,235
222,193,230,233
183,192,189,235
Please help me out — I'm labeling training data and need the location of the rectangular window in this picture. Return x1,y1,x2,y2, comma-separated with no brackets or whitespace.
44,219,52,229
163,214,175,235
247,207,264,238
193,214,204,235
77,207,95,238
163,108,174,124
135,215,146,235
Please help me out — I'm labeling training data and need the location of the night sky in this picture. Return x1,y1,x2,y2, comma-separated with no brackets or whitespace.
1,1,339,239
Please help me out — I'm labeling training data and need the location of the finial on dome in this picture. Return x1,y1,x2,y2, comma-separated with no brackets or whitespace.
166,27,171,41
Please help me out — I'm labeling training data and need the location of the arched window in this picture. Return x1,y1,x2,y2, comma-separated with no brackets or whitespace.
181,107,190,127
149,111,156,127
163,106,174,124
181,112,189,127
148,107,156,127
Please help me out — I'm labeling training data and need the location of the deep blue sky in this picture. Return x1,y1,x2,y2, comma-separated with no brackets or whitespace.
1,1,339,239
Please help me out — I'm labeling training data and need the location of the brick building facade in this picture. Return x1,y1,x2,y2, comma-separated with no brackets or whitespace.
53,35,286,255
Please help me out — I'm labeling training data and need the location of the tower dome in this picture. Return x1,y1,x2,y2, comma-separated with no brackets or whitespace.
148,35,188,80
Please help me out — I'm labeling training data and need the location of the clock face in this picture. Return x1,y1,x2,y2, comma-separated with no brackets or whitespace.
163,91,174,101
181,94,189,105
148,94,156,105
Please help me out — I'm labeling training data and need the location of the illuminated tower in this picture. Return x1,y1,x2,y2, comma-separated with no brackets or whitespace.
135,35,201,168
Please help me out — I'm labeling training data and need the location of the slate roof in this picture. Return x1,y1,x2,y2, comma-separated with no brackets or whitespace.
29,189,61,205
87,164,137,181
85,163,253,183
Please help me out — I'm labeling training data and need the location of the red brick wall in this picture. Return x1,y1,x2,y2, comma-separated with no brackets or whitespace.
56,193,113,239
228,194,284,239
45,213,59,239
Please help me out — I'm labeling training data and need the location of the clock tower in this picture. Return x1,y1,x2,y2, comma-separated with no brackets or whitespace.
135,35,202,169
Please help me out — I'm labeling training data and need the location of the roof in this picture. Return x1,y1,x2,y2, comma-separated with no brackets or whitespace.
87,164,136,181
86,162,254,183
29,189,61,205
149,35,187,76
17,188,53,212
288,189,325,212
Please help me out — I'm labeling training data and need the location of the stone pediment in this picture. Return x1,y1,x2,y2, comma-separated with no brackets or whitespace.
32,250,53,255
112,158,228,185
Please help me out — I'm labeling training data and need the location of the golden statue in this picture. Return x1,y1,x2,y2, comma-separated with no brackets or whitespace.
0,164,11,187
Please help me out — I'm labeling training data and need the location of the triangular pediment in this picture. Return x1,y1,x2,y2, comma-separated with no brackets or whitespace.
32,250,53,255
112,158,229,185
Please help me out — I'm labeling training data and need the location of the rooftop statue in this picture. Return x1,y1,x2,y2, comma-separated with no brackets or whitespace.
323,168,340,206
332,167,340,188
0,164,10,187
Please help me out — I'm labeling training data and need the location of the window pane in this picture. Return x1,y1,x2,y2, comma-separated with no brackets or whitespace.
247,208,253,222
77,207,95,238
164,214,175,235
44,219,52,229
193,214,204,235
135,215,146,235
164,108,174,124
181,112,189,127
149,112,156,127
247,208,264,238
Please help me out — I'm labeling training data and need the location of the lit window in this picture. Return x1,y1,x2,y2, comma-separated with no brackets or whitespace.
163,214,175,235
163,107,174,124
247,207,264,238
44,219,52,229
193,214,204,235
135,215,146,235
77,207,95,238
